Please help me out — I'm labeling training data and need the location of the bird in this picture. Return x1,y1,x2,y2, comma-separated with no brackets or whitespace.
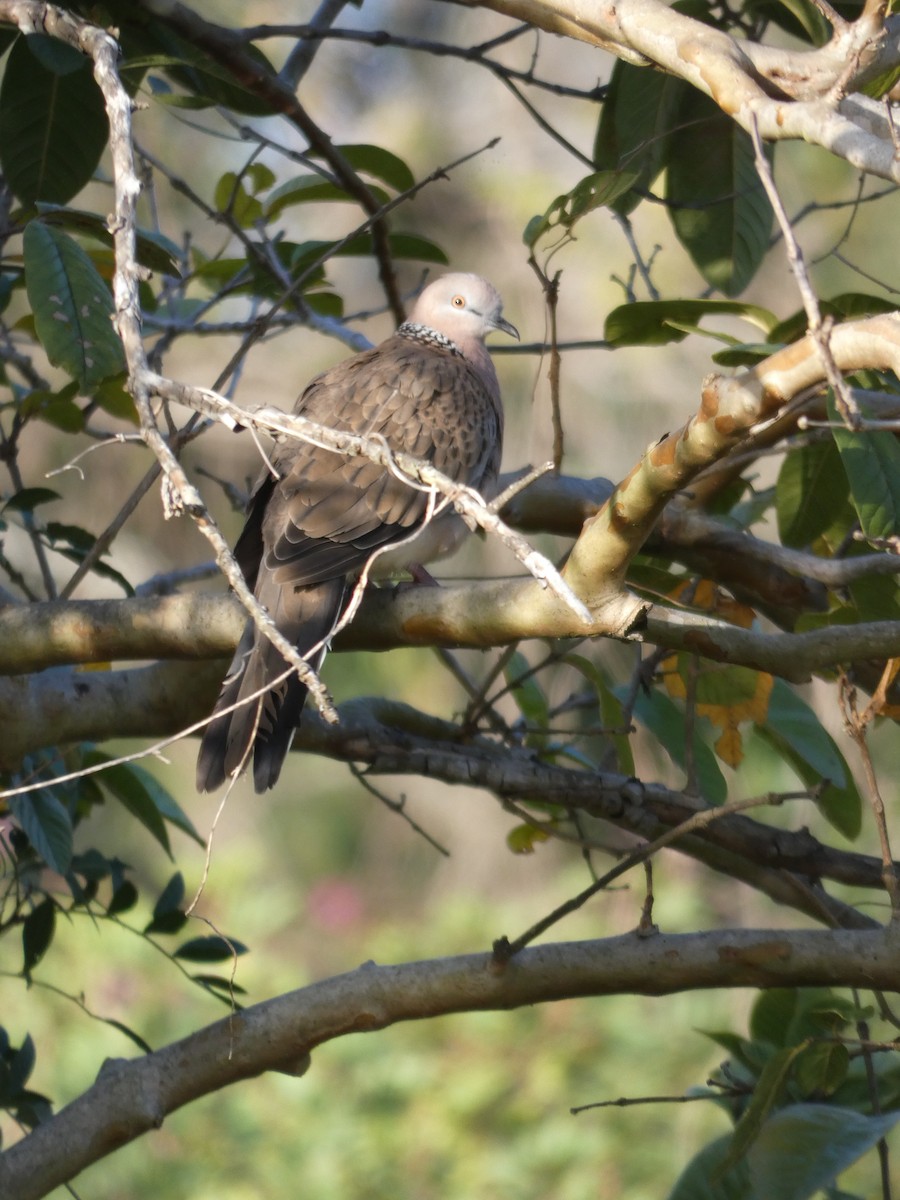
196,272,518,793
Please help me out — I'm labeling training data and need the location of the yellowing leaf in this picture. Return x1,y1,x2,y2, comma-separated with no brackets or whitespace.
715,725,744,768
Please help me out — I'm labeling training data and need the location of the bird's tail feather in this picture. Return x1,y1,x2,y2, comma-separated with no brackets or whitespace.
195,576,346,793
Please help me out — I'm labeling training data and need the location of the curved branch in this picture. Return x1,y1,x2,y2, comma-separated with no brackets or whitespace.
2,925,897,1199
444,0,900,180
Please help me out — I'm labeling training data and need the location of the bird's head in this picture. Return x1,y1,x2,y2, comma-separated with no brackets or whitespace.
409,273,519,346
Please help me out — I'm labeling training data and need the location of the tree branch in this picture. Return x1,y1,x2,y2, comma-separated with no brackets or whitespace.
2,925,898,1199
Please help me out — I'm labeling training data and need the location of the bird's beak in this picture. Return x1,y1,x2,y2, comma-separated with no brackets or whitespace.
493,314,520,341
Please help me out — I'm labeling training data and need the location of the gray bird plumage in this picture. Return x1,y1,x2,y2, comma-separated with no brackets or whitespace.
196,273,518,792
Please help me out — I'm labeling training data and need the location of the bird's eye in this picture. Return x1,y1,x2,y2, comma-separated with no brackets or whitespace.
452,295,466,308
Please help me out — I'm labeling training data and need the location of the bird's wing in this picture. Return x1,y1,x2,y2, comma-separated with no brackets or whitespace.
261,334,503,587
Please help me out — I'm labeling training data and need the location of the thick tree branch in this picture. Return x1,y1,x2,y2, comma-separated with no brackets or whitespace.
440,0,900,180
2,925,898,1199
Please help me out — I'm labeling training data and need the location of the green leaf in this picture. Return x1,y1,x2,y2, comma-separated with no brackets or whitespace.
174,936,249,963
101,1019,152,1054
769,293,899,345
756,679,861,839
594,62,686,216
24,222,125,390
145,871,186,935
776,438,850,548
213,170,268,227
711,342,781,367
668,1133,753,1199
629,689,728,805
83,752,176,855
9,791,73,874
36,204,182,277
92,375,137,423
107,880,139,916
846,571,900,623
19,386,85,432
524,170,639,247
1,487,61,514
157,38,278,115
192,974,248,999
6,1035,36,1097
265,175,389,220
722,1044,810,1172
43,521,133,594
605,299,776,347
747,1105,900,1200
795,1041,849,1097
565,653,636,775
22,899,56,975
309,143,415,192
829,392,900,543
0,35,108,205
504,651,549,727
745,0,832,44
749,988,799,1047
667,91,773,296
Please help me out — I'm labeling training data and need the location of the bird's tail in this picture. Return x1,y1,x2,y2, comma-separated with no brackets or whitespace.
196,576,346,793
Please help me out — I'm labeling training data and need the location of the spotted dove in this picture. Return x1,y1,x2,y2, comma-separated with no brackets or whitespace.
196,273,518,792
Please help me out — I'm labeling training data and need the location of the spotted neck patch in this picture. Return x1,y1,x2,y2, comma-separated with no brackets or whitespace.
397,322,465,358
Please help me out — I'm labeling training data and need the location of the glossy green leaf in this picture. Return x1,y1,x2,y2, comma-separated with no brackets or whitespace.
0,35,108,205
667,91,773,296
776,438,849,548
594,62,686,216
747,1105,900,1200
829,392,900,543
174,936,249,963
605,299,776,347
9,790,73,874
22,899,56,975
756,680,861,839
24,222,125,390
